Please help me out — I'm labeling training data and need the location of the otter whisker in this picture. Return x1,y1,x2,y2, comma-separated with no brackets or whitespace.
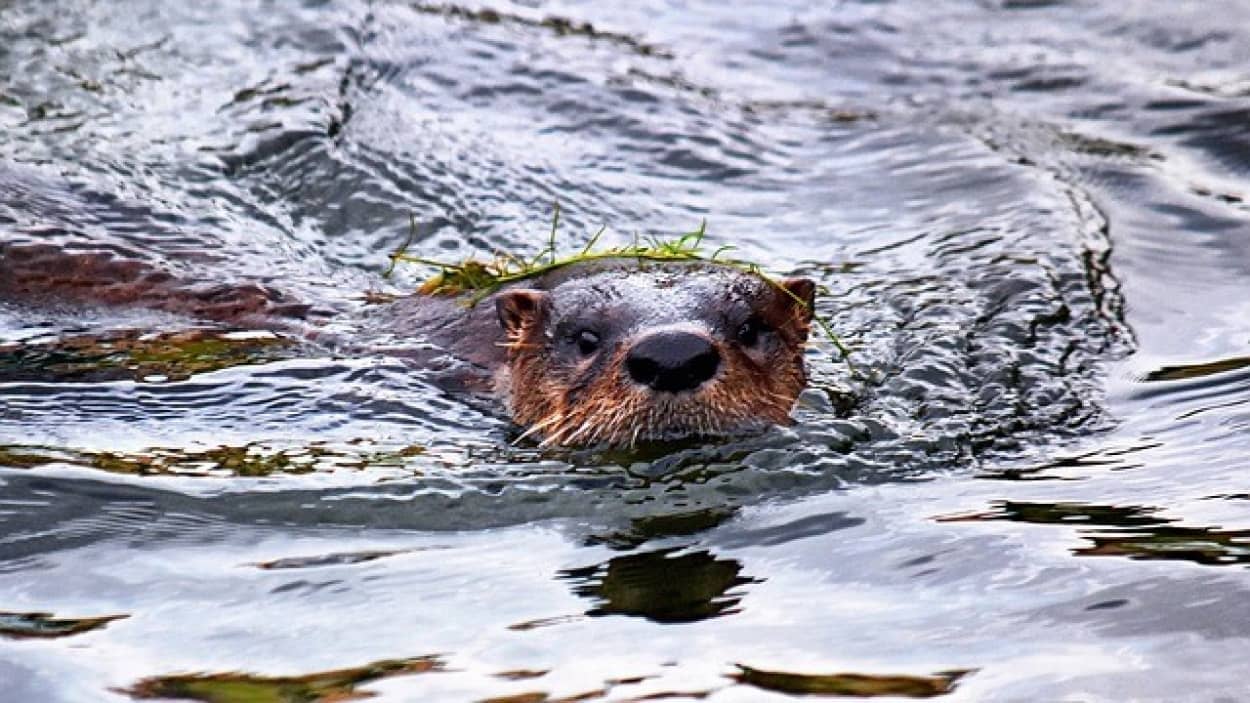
562,420,598,446
538,422,573,448
513,411,566,445
629,424,643,447
606,399,635,443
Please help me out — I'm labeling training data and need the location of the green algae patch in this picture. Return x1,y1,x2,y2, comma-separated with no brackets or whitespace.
731,665,970,698
0,442,427,477
0,329,297,383
122,655,445,702
0,610,128,639
388,209,735,300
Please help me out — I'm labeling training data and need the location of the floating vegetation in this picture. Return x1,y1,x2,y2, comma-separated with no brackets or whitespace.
0,610,128,639
477,694,557,703
939,501,1250,567
0,442,426,477
387,207,851,359
0,329,297,383
122,656,445,703
0,447,57,469
492,670,549,682
731,665,970,698
1142,355,1250,382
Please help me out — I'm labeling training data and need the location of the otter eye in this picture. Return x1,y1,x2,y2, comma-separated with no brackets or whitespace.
737,318,767,347
573,330,600,356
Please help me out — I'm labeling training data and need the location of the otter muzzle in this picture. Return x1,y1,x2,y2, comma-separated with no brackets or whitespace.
625,330,720,393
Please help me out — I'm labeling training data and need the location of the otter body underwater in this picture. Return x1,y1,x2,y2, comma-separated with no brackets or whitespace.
382,259,817,446
0,243,816,448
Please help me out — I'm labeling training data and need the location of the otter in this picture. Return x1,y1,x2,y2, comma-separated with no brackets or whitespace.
376,259,817,446
0,245,815,448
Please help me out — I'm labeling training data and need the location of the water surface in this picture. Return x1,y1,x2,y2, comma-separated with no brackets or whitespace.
2,1,1250,700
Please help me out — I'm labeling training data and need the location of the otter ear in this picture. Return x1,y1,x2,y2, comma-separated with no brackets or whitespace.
496,289,548,335
779,277,816,323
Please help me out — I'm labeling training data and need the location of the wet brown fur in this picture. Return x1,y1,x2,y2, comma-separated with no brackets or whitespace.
503,273,813,447
0,244,315,325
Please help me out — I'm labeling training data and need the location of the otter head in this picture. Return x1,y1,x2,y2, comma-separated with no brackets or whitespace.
494,262,816,447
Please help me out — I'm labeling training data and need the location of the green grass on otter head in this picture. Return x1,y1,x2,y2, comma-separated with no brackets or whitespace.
385,205,850,360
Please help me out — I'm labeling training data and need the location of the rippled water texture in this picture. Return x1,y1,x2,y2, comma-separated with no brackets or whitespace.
2,1,1250,700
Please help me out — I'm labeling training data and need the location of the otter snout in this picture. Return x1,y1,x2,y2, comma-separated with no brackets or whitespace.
625,330,720,393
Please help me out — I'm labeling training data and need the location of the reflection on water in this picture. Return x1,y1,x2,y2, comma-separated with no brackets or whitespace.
251,548,418,570
3,0,1250,699
587,507,738,549
561,549,753,623
943,500,1250,567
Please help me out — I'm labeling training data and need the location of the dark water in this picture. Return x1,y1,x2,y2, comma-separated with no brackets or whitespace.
1,1,1249,700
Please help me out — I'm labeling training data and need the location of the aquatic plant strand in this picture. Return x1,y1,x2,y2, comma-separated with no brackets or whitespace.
388,205,851,359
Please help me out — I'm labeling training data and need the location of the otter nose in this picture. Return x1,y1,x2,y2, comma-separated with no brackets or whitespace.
626,331,720,393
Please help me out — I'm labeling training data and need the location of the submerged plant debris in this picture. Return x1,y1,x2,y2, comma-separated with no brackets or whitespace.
0,611,128,639
0,329,297,383
731,665,971,698
0,442,426,477
387,206,851,358
122,655,445,703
